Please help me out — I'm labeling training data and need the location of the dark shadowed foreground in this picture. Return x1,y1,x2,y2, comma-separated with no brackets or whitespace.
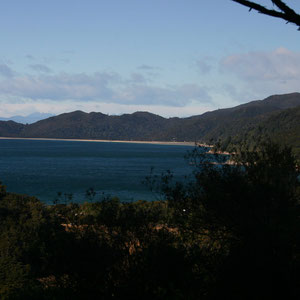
0,142,299,299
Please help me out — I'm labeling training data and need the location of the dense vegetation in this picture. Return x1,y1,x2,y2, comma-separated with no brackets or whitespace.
0,142,299,299
223,106,300,158
0,93,299,151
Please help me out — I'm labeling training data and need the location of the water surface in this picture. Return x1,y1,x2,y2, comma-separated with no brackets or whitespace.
0,139,194,204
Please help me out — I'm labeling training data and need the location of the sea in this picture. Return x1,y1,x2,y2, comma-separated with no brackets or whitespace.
0,139,195,204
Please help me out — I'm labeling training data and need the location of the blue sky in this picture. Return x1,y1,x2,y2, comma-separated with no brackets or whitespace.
0,0,300,118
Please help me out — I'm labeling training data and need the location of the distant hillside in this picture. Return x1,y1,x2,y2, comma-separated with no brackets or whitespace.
176,92,300,143
0,93,299,154
19,111,169,140
0,112,54,124
0,121,25,137
231,105,300,157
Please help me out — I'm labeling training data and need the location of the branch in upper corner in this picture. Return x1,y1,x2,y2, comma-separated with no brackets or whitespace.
271,0,297,16
232,0,300,29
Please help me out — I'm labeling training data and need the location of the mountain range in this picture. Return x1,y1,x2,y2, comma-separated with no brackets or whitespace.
0,92,299,156
0,112,54,124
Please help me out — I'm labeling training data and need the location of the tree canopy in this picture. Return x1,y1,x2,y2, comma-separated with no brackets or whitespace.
0,141,299,298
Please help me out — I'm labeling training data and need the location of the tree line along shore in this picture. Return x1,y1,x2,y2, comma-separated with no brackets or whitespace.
0,141,299,299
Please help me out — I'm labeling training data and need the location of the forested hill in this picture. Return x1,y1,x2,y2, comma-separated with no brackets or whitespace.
0,93,299,147
232,105,300,157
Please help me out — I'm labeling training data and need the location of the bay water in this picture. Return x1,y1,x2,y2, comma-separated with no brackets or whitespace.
0,139,194,204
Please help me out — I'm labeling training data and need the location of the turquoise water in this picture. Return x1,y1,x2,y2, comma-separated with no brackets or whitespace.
0,139,194,204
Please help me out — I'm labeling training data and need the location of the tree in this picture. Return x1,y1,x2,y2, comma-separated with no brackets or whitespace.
232,0,300,29
163,141,300,298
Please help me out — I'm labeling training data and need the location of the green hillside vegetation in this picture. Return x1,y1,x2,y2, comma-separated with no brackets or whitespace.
0,93,299,158
223,105,300,158
251,106,300,157
0,93,299,142
20,111,170,140
0,142,299,299
0,121,24,137
188,93,300,145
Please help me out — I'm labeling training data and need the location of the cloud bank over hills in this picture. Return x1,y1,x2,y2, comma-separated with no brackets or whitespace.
0,1,300,118
221,47,300,97
0,46,300,119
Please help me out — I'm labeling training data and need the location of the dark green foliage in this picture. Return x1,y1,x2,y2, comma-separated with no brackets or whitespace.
1,93,300,160
229,106,300,159
0,121,24,137
0,188,65,298
0,141,299,298
165,142,300,298
0,188,204,299
0,93,299,149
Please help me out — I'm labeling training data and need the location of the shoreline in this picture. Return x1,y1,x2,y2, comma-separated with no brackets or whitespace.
0,136,196,146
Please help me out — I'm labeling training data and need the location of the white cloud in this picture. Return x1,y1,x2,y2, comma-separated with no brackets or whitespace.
114,83,211,106
0,99,215,118
0,72,118,101
0,70,212,107
220,47,300,95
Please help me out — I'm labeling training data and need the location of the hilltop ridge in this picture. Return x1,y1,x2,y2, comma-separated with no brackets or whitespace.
0,92,299,154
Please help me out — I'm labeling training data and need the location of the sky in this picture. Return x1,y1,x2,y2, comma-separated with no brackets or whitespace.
0,0,300,118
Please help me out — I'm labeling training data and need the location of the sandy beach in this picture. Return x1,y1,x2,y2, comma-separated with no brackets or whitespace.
0,137,196,146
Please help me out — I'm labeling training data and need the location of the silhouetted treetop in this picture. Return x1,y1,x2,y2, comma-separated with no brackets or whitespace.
232,0,300,29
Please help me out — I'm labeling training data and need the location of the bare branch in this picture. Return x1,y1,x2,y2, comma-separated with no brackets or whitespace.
271,0,297,16
232,0,300,29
